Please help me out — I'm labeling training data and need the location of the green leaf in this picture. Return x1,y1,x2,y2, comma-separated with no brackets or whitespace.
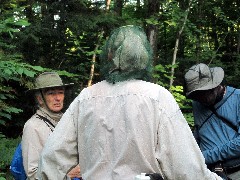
23,69,35,77
0,119,6,126
14,19,31,27
3,68,12,76
0,94,7,100
164,20,177,26
145,18,159,25
0,112,11,119
16,67,24,75
31,66,44,71
5,107,23,114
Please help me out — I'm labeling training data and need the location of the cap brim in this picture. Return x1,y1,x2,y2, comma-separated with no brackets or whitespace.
26,83,74,93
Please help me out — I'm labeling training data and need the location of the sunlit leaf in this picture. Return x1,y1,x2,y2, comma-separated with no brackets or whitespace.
23,69,35,77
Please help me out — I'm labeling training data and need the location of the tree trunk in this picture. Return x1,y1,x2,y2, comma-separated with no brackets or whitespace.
237,0,240,55
195,0,203,63
169,0,193,89
146,0,160,67
87,30,104,86
24,0,35,23
114,0,123,16
106,0,111,10
147,26,157,65
237,29,240,55
136,0,141,8
88,44,99,87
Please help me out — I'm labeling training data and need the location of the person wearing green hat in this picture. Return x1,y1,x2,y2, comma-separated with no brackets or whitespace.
21,72,81,179
184,63,240,180
37,26,221,180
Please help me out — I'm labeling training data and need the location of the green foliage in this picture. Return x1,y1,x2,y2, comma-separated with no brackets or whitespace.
170,86,188,109
154,63,194,127
0,3,78,129
0,10,30,125
0,9,39,126
64,28,94,81
0,133,20,179
0,5,30,28
184,112,194,129
169,85,194,128
153,64,171,88
0,16,30,35
0,60,44,125
15,0,123,87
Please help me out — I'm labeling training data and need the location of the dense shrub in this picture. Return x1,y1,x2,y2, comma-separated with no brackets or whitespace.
0,133,20,179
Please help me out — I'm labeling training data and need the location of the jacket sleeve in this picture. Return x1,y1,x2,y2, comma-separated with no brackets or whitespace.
192,102,201,145
22,116,52,180
202,93,240,164
37,102,79,180
155,96,222,180
193,127,201,145
202,135,240,164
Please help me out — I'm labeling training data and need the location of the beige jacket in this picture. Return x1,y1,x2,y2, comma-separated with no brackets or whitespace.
38,80,222,180
22,108,59,179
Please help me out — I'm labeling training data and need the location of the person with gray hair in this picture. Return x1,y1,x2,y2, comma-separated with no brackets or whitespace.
21,72,80,179
37,26,222,180
184,63,240,180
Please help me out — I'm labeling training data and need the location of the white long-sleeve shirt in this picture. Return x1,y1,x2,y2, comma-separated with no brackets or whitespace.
38,80,222,180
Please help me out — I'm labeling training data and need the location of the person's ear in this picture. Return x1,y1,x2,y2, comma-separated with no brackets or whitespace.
36,95,44,105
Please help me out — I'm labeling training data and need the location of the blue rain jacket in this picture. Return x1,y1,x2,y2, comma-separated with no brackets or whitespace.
193,86,240,167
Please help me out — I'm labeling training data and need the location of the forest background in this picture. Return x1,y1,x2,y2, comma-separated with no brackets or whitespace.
0,0,240,178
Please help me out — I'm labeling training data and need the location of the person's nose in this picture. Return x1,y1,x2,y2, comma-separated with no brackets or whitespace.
54,93,63,101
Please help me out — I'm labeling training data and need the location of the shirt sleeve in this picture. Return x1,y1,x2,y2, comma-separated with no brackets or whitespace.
202,136,240,164
155,99,222,180
22,116,51,179
37,102,79,180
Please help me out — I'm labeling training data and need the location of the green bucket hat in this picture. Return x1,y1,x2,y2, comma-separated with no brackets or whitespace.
29,72,74,91
100,25,153,83
184,63,224,97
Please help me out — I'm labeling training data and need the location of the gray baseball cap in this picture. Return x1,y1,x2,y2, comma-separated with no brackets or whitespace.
184,63,224,97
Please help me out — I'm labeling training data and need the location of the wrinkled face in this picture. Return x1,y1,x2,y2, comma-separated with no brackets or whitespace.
189,86,224,106
38,87,65,112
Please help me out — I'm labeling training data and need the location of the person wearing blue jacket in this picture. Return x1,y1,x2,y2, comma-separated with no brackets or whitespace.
184,63,240,180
